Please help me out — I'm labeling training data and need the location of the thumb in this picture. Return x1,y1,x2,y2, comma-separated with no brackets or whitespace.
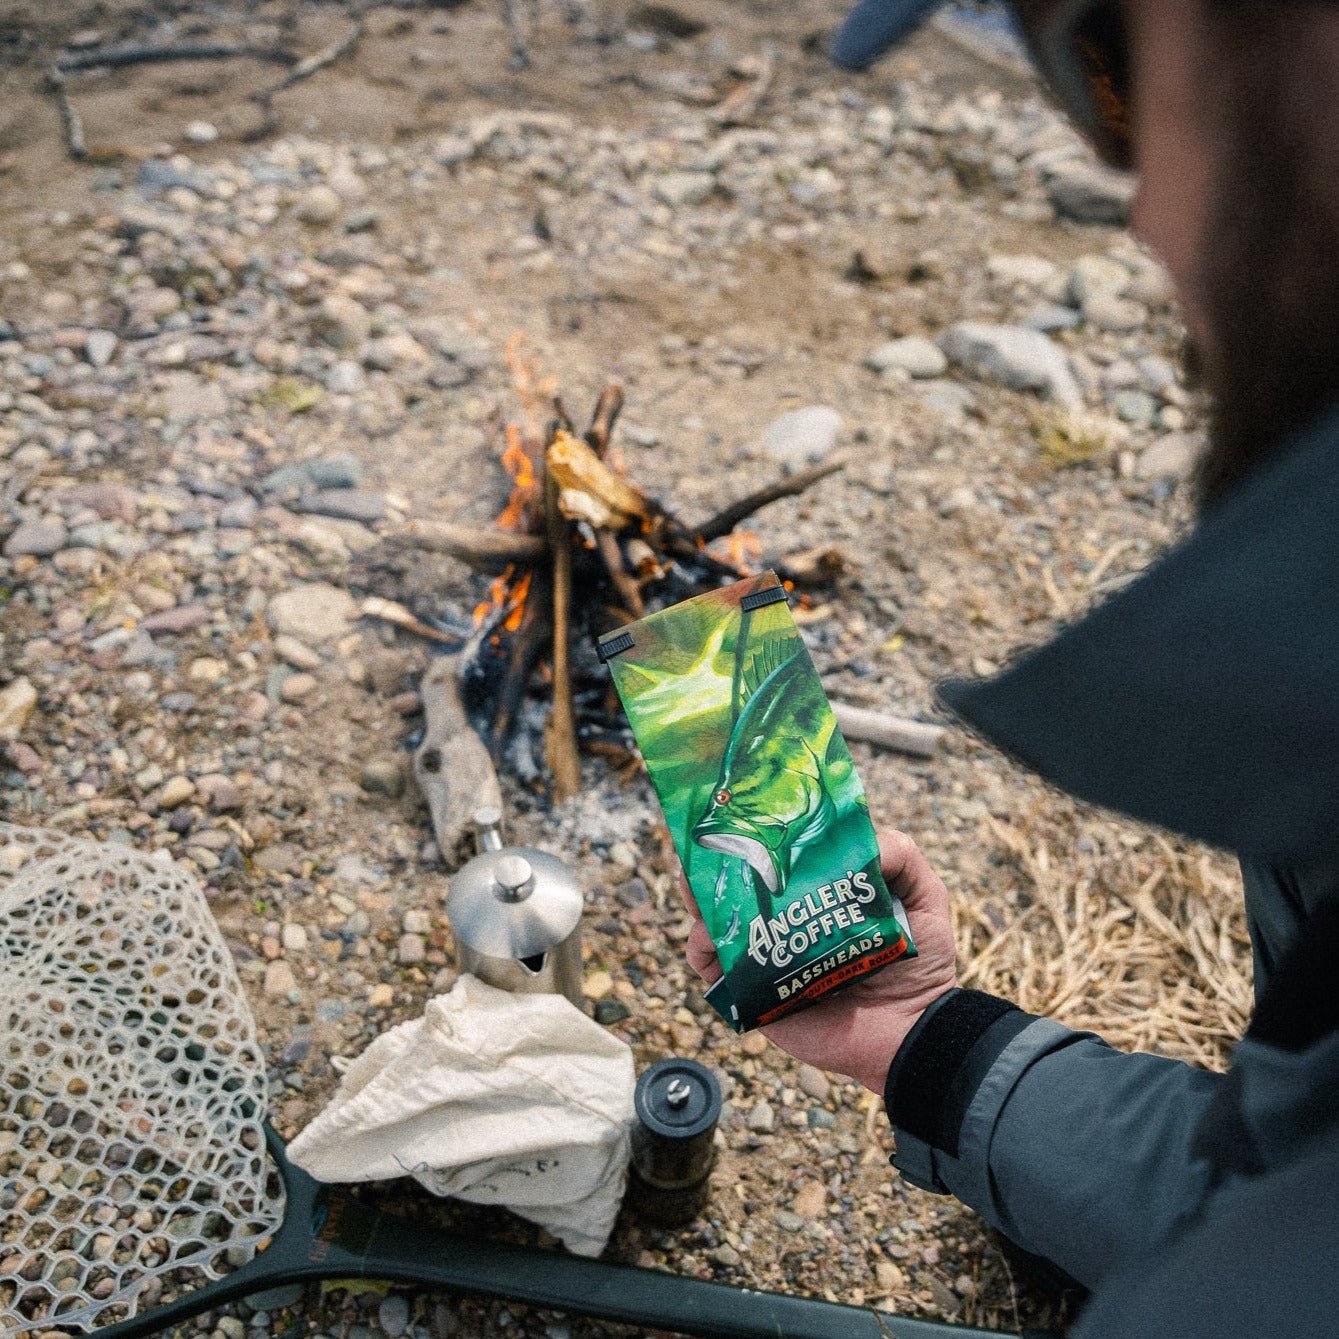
878,828,950,919
686,917,724,984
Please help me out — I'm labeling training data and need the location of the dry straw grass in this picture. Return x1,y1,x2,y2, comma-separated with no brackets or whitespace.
956,800,1254,1070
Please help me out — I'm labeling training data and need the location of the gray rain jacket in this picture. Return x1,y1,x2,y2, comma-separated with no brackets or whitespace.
883,412,1339,1336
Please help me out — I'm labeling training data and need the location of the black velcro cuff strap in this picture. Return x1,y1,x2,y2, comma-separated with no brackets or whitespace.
884,989,1025,1157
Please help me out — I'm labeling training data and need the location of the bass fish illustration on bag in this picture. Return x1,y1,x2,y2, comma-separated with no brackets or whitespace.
599,572,916,1032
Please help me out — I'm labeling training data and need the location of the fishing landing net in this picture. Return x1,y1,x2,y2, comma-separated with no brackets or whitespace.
0,824,282,1333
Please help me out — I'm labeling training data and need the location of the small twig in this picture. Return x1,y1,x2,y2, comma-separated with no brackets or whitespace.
595,529,645,619
359,596,455,645
56,42,297,73
254,20,364,100
544,477,580,802
584,382,624,458
696,454,847,543
46,68,85,160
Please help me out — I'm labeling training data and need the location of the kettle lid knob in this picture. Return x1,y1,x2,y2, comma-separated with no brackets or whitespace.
493,854,534,901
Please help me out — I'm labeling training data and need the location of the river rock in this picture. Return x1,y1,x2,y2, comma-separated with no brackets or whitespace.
294,185,342,226
266,583,356,642
1044,160,1135,225
0,678,38,739
4,518,67,558
864,337,946,379
1137,432,1203,481
762,406,843,471
939,322,1081,407
84,330,118,368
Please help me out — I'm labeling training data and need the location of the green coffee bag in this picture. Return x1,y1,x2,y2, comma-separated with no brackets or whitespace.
599,572,916,1031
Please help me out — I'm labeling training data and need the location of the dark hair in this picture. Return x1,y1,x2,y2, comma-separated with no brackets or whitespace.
1196,4,1339,508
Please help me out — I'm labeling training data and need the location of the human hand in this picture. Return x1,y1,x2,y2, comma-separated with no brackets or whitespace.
684,830,958,1094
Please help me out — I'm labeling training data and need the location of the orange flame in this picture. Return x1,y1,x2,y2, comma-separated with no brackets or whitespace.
713,529,763,573
496,423,539,532
473,566,532,631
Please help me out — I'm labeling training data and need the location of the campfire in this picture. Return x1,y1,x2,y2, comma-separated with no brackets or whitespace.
388,341,892,863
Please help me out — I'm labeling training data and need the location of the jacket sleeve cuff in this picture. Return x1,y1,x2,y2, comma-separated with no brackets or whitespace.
884,988,1034,1157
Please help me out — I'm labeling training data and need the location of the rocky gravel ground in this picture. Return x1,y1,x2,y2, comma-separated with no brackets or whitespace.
0,3,1248,1337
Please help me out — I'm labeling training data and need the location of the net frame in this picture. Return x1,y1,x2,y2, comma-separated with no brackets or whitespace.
0,825,282,1333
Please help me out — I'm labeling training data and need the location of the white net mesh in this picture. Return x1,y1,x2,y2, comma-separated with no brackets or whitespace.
0,825,283,1333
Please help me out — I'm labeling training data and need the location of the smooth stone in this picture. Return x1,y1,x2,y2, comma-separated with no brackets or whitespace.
360,758,405,797
796,1064,830,1102
1082,290,1146,333
378,1294,410,1339
263,960,298,998
156,775,195,809
142,604,211,635
1044,159,1135,225
1113,388,1158,427
280,672,317,703
361,332,429,371
294,185,342,226
312,294,371,351
761,406,843,471
281,924,309,953
3,518,67,558
594,999,631,1025
1137,432,1203,481
915,379,977,422
864,337,946,379
655,171,716,208
273,634,322,670
305,453,364,489
85,329,118,367
296,489,386,524
939,322,1081,407
218,497,258,528
266,583,356,641
1022,303,1082,333
397,933,425,965
985,253,1057,287
0,678,38,740
747,1100,775,1133
325,360,365,394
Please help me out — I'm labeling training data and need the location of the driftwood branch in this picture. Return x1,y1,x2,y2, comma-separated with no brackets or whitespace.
543,477,580,802
399,520,548,568
46,69,85,161
415,656,502,865
831,701,946,759
56,42,297,73
255,20,363,99
696,455,847,543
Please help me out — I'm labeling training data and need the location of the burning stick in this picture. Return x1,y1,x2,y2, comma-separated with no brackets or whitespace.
543,474,580,802
584,383,625,457
696,454,848,543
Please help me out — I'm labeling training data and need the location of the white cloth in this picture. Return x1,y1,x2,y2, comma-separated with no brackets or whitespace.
288,975,634,1256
